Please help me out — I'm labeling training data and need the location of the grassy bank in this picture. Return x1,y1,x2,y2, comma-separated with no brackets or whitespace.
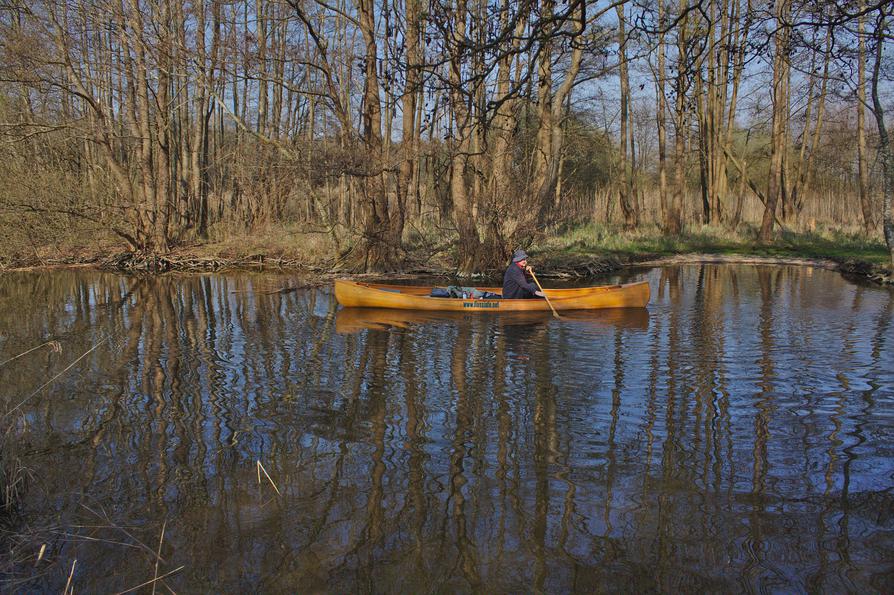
1,221,891,283
538,223,890,264
532,223,892,283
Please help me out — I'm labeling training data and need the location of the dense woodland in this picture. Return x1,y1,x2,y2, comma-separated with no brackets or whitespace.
0,0,892,272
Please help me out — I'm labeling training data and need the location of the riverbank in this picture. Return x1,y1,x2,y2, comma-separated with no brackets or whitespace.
535,224,893,285
1,224,891,285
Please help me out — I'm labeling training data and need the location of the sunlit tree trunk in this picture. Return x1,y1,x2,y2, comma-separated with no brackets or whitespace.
694,0,742,227
126,0,162,250
616,3,637,228
532,0,554,202
192,0,218,238
256,0,268,135
532,0,584,225
790,26,830,217
696,71,711,224
487,0,529,252
869,9,894,265
723,0,750,228
656,0,669,224
857,10,873,232
356,0,398,270
271,8,286,139
154,0,173,250
396,0,420,249
448,0,482,274
711,0,731,225
667,0,689,235
759,0,790,242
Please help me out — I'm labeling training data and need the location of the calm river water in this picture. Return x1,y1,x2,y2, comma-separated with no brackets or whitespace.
0,265,892,592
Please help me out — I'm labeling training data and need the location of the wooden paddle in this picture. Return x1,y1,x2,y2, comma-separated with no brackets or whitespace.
527,267,561,319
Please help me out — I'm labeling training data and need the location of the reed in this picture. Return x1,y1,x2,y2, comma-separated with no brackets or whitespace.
115,565,185,595
0,451,28,515
62,559,76,595
256,460,282,496
0,340,62,369
151,520,166,595
0,337,110,588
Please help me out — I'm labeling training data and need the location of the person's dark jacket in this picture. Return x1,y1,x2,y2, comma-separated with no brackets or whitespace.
502,264,540,299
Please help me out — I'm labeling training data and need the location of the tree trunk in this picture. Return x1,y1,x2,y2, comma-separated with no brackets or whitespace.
696,71,711,224
532,0,584,225
127,0,160,251
356,0,399,270
790,26,830,217
666,0,689,235
153,0,172,251
396,0,420,250
869,9,894,265
759,0,789,242
448,0,482,274
723,0,750,229
616,4,636,228
857,10,873,232
656,0,668,224
487,0,528,253
192,0,210,238
532,0,554,203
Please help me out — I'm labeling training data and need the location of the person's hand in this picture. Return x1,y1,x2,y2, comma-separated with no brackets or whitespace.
525,265,533,273
535,290,545,298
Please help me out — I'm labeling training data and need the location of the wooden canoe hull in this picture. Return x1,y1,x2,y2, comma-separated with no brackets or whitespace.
334,279,650,311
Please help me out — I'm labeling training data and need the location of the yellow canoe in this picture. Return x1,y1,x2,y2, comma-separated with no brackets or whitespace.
334,279,650,312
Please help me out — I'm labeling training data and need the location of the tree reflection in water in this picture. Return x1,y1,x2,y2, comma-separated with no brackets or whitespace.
0,266,892,592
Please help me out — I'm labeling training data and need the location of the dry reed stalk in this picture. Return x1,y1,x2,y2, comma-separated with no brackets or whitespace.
51,531,144,550
114,565,184,595
0,340,62,369
256,460,281,496
36,543,46,564
151,520,166,595
63,558,76,595
1,452,31,513
79,504,166,562
3,336,107,420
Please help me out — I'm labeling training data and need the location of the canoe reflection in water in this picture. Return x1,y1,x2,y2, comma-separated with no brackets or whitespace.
335,306,650,333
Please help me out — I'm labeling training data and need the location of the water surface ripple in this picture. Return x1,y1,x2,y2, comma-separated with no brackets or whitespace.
0,265,892,592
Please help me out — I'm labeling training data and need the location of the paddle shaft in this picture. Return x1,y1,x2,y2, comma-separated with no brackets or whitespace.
527,268,561,319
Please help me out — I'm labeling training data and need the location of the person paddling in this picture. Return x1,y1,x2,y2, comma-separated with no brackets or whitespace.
502,249,545,299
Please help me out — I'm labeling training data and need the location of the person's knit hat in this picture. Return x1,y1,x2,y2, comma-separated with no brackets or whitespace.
511,249,529,263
